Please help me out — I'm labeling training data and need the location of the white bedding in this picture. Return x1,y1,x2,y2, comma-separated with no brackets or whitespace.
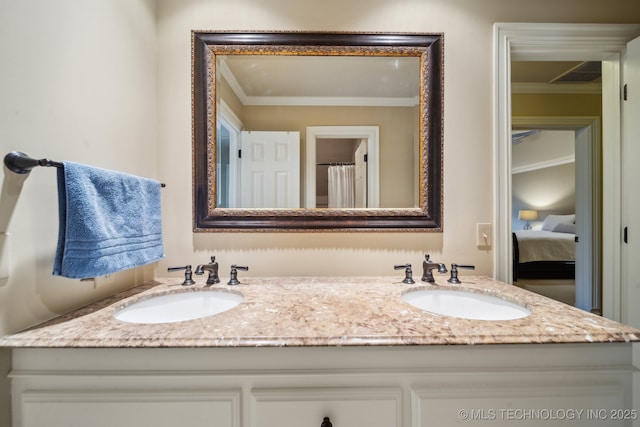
513,230,576,263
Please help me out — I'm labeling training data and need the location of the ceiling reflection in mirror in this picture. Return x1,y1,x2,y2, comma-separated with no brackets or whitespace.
193,32,443,231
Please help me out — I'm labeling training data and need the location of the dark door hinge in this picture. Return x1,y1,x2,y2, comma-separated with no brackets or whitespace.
624,226,628,244
624,84,628,101
364,153,368,162
238,149,242,159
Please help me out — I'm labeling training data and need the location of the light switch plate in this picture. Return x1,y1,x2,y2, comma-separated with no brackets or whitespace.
477,223,492,248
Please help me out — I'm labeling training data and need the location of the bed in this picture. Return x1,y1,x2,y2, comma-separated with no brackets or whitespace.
512,214,576,281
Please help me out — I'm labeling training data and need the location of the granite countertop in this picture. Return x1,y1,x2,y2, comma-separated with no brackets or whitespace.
1,276,639,348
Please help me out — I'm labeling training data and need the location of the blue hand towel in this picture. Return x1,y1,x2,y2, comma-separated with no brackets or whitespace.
53,161,165,279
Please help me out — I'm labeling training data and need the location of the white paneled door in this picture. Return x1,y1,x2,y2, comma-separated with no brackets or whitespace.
240,131,300,208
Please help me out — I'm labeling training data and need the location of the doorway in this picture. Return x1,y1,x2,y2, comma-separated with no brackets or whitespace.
511,117,600,311
314,138,367,208
305,126,379,208
493,23,640,320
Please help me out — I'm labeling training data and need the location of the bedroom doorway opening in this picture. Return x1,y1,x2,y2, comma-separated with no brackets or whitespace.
494,23,640,322
510,118,600,311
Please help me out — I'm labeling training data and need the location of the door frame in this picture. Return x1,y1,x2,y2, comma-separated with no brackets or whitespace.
305,126,380,208
493,23,640,320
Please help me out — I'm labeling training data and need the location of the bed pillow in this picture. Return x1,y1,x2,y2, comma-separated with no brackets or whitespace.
541,214,575,231
552,222,576,234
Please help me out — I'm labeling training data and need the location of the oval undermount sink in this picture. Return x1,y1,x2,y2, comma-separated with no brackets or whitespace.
114,290,243,324
403,288,531,321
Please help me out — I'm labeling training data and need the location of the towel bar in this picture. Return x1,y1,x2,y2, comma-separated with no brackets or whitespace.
4,151,166,187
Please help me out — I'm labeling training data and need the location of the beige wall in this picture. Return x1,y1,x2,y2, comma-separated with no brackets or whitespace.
512,93,602,117
156,0,640,284
1,0,159,332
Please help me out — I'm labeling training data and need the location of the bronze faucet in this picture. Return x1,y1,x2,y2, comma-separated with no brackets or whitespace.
421,254,448,283
195,256,220,286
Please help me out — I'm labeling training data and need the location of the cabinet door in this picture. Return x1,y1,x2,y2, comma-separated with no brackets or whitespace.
412,382,628,426
19,390,240,427
251,387,401,427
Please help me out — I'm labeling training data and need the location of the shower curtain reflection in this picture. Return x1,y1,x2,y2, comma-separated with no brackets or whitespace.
328,165,355,208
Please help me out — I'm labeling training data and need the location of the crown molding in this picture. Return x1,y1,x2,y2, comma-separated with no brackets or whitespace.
512,155,575,174
242,95,418,107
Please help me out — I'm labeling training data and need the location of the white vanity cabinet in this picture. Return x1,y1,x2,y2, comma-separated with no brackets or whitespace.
9,343,638,427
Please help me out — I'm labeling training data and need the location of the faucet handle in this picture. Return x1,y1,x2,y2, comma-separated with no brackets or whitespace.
394,264,415,284
447,263,475,284
167,265,196,286
228,265,249,286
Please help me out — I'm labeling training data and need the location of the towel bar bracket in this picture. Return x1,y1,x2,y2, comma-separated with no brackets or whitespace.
4,151,63,174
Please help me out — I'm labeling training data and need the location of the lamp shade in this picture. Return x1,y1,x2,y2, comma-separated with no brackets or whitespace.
518,210,538,221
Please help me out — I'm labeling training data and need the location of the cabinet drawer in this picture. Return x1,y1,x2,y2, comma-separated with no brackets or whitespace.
19,390,240,427
251,387,402,427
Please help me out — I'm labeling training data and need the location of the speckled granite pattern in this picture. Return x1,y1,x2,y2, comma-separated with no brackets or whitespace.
1,276,638,348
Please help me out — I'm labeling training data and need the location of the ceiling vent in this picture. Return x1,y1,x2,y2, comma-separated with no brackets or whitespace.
550,61,601,83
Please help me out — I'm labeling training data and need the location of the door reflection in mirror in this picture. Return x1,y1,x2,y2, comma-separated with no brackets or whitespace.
239,131,300,208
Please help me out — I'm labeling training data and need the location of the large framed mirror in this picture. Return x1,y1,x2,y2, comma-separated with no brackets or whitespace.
192,32,443,231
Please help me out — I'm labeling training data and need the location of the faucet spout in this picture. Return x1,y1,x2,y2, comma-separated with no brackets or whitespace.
421,254,448,283
194,256,220,285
